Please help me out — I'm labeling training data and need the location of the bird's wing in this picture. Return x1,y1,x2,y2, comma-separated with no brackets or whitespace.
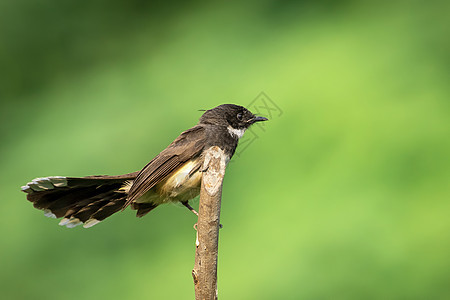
124,125,206,207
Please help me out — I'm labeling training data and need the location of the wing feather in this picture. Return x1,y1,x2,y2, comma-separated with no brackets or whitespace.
125,125,205,207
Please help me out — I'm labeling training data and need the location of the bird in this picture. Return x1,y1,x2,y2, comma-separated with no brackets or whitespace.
21,104,268,228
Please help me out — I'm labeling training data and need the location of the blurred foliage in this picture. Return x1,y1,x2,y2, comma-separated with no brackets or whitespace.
1,0,449,299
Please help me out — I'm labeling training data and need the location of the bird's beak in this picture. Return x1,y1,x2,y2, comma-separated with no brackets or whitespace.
251,116,269,123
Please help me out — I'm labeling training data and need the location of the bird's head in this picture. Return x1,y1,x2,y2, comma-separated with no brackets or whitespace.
199,104,268,136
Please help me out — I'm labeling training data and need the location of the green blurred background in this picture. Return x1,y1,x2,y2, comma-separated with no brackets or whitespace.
1,1,449,299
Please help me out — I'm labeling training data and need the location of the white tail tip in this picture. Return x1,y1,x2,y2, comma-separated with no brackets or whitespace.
83,219,101,228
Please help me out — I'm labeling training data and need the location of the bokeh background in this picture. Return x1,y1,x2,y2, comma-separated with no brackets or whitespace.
1,1,449,299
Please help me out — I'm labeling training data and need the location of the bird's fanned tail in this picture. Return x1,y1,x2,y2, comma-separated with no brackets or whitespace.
22,173,139,228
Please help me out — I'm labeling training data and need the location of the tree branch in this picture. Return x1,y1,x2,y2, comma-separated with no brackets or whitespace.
192,146,227,300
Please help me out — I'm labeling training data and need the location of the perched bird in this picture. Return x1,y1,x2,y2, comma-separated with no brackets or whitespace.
21,104,268,228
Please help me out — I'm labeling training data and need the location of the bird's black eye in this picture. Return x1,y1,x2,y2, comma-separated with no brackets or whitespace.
237,113,243,121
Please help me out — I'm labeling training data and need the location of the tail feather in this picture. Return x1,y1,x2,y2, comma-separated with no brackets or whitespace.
132,202,158,218
90,197,128,221
22,173,138,228
67,194,114,221
71,192,125,222
46,187,116,214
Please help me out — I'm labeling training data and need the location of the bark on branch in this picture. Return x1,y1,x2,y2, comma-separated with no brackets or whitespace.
192,146,227,300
